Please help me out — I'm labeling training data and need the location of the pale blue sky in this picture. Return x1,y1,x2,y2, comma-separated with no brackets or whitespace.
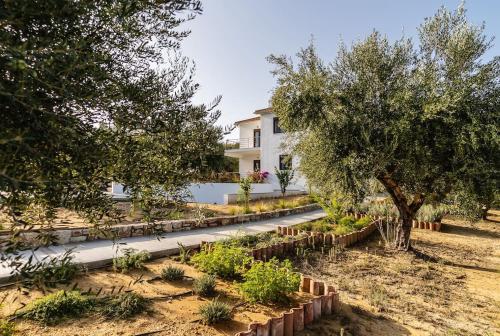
181,1,499,136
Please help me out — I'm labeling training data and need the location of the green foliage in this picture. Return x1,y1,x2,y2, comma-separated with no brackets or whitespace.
177,242,191,264
161,265,185,281
314,195,347,223
198,298,231,324
193,274,217,297
237,177,253,212
367,202,399,218
274,167,295,196
268,4,499,248
113,248,150,273
416,204,447,222
294,220,333,233
239,258,300,303
20,250,80,289
100,292,148,319
191,243,252,279
0,320,15,336
20,290,93,325
1,0,223,259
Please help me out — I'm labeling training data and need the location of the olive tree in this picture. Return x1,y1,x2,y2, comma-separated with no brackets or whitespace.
0,0,223,252
268,5,499,250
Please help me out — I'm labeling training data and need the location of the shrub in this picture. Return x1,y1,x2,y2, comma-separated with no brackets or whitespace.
237,177,253,212
294,220,333,233
191,243,251,279
337,215,356,227
113,248,150,273
416,204,447,222
353,216,372,230
239,258,300,303
0,320,15,336
21,249,80,289
332,225,352,235
20,290,93,325
193,274,217,297
161,265,185,281
255,202,267,213
100,292,148,319
198,298,231,324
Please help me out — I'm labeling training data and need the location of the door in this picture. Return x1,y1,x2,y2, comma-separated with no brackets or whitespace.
253,160,261,171
253,129,261,147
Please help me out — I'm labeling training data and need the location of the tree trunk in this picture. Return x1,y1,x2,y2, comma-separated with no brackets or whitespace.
377,174,425,251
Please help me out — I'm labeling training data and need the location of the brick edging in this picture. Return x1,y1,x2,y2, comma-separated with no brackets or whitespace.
235,275,340,336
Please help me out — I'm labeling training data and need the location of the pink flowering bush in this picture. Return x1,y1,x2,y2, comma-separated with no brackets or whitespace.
248,171,269,183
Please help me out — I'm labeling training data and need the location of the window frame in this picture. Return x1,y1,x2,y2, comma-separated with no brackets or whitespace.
273,117,283,134
279,154,292,170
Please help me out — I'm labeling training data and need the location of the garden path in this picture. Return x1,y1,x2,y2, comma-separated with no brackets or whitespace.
0,209,325,283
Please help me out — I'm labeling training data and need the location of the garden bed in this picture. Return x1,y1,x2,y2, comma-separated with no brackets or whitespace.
1,229,342,336
1,258,314,336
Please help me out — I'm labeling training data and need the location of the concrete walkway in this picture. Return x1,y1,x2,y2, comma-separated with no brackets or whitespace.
0,209,325,283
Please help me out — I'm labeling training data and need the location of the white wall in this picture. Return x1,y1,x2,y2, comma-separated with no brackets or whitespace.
238,119,260,148
259,113,307,191
111,182,275,205
188,183,274,204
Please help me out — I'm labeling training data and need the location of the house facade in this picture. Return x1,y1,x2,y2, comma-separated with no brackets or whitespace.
225,107,307,192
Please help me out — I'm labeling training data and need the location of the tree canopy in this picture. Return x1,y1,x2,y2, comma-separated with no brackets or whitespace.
268,5,499,249
0,0,223,238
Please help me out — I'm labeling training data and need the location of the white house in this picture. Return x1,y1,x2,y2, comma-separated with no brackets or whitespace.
225,107,307,192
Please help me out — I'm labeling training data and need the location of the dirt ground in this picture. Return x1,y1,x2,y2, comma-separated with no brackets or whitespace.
0,195,310,230
295,211,500,336
1,257,313,336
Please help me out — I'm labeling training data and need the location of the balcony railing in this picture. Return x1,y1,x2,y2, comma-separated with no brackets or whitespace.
224,137,260,149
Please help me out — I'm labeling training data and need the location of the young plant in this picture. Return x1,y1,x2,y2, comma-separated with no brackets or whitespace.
113,248,150,273
191,243,251,279
177,242,191,264
274,167,295,197
199,298,231,324
19,290,93,325
100,292,148,319
0,320,15,336
161,265,185,281
237,177,253,213
239,258,300,304
193,274,217,297
20,249,80,289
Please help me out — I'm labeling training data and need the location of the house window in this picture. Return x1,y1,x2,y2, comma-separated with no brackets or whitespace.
279,155,292,170
273,117,282,134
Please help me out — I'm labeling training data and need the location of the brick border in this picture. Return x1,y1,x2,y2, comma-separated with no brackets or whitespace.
1,204,321,245
235,275,340,336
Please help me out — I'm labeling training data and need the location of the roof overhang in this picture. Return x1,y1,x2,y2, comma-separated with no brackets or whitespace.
254,107,272,115
234,116,260,125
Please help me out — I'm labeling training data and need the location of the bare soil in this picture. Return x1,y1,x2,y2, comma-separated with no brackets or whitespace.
1,257,313,336
0,195,311,230
294,211,500,336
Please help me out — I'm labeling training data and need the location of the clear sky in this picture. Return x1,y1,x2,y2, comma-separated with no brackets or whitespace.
180,0,500,137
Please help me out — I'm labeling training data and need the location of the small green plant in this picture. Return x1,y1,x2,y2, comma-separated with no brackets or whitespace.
237,177,253,213
20,249,80,289
166,210,184,220
161,265,185,281
113,248,150,273
191,243,251,279
274,167,295,197
100,292,148,319
0,320,15,336
256,202,267,213
193,274,217,297
294,219,333,233
177,242,191,263
20,290,93,325
199,298,231,324
239,258,300,303
367,283,388,311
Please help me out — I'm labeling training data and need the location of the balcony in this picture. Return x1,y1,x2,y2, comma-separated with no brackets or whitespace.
224,137,261,158
224,137,260,149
